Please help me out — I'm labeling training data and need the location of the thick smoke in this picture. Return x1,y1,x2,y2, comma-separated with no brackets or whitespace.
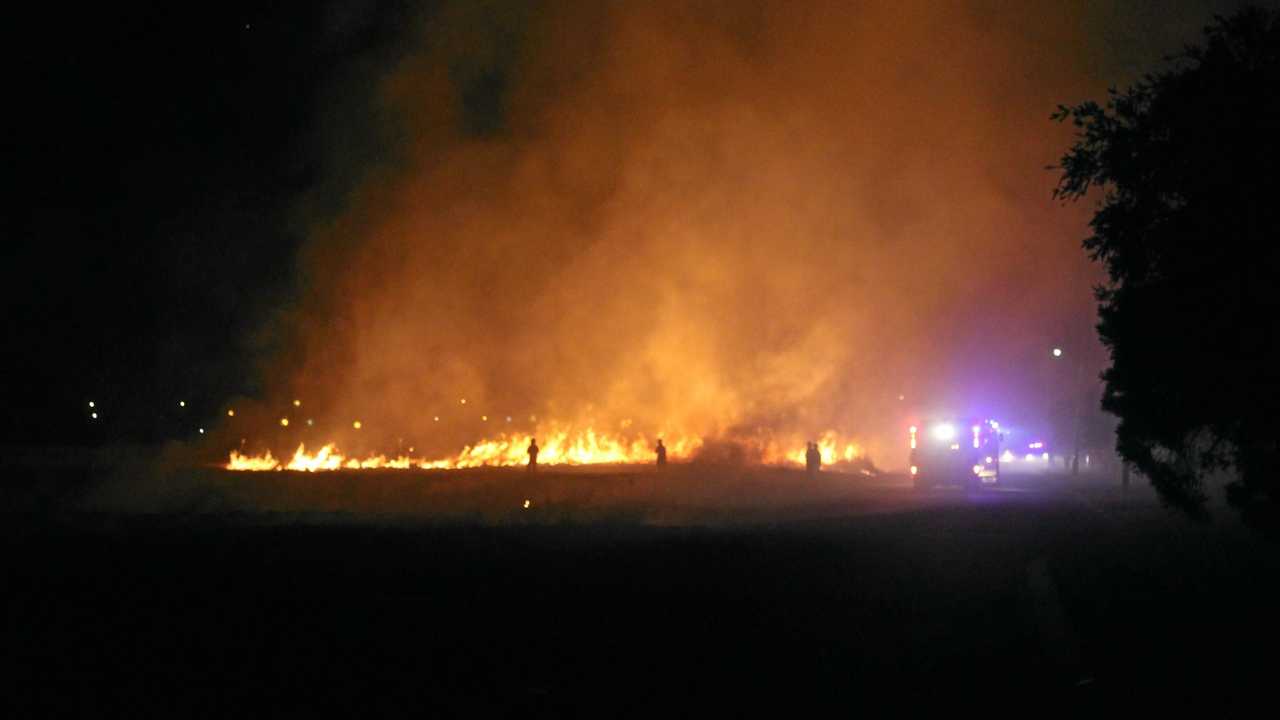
251,0,1121,467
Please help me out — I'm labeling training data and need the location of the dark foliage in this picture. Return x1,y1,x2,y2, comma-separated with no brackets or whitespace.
1053,7,1280,524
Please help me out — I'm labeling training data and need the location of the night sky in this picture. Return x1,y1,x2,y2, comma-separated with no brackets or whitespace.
5,0,1271,456
6,2,412,442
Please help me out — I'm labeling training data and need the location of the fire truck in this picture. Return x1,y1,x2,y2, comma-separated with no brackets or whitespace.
909,419,1001,489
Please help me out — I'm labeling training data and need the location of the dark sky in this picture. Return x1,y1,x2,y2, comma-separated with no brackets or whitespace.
3,1,1270,452
5,1,414,441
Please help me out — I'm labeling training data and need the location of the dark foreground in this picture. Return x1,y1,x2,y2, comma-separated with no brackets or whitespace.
4,461,1277,715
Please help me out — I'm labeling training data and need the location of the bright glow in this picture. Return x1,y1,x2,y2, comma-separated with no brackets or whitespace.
293,399,301,407
353,420,362,430
1052,348,1063,357
985,456,993,464
949,443,960,451
909,465,918,476
1025,453,1036,462
1042,452,1049,461
227,428,865,473
908,425,917,434
1029,441,1044,449
198,428,205,434
433,416,440,422
1001,450,1014,462
307,419,314,426
931,423,956,441
990,420,999,429
908,425,917,449
972,465,983,475
178,401,186,408
481,415,488,421
523,499,531,509
460,398,467,405
786,432,866,466
90,412,98,419
280,418,289,427
88,401,95,408
227,409,235,417
972,425,981,448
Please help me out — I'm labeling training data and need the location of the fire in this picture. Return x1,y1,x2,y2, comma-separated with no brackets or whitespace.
227,427,702,472
782,430,865,466
226,425,869,472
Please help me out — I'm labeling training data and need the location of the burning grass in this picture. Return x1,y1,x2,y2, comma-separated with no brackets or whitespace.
226,427,868,473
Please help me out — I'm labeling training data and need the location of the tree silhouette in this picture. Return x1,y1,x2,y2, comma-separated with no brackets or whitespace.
1053,7,1280,525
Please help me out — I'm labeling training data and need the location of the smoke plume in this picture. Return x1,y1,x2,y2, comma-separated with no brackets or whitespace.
246,0,1126,467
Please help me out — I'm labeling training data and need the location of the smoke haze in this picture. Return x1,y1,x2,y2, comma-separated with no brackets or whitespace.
238,1,1238,467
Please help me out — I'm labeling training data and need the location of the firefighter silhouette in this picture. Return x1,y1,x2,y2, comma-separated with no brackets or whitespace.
527,438,539,470
655,438,667,466
805,441,820,477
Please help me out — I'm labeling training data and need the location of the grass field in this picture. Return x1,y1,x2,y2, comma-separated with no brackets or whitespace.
4,456,1276,715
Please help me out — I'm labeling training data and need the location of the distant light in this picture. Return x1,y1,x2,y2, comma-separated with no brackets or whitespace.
88,401,95,408
990,420,999,429
972,465,983,475
433,416,440,422
353,420,362,430
1029,441,1044,449
481,415,488,421
198,428,205,434
293,399,301,407
178,401,186,408
985,456,994,464
227,409,235,417
506,416,512,422
408,447,414,453
523,499,531,509
280,418,289,427
949,443,960,450
306,419,314,426
1001,450,1014,462
908,425,917,434
1025,453,1036,462
1042,452,1049,461
909,465,918,476
1052,348,1063,358
460,398,467,405
898,394,905,401
932,423,956,442
90,412,98,419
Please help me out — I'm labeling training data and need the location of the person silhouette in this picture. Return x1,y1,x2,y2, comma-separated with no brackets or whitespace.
655,438,667,466
805,441,820,477
527,438,539,471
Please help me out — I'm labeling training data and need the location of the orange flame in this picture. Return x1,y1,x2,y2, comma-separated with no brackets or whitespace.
226,426,866,472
